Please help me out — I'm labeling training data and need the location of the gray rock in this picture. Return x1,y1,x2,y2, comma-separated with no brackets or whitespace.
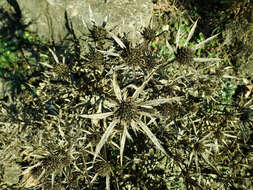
14,0,153,44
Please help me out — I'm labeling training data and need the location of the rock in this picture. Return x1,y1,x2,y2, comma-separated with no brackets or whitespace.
11,0,153,45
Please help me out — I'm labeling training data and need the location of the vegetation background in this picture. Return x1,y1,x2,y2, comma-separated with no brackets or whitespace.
0,0,253,189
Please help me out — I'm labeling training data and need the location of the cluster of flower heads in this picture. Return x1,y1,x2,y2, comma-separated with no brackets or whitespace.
0,14,253,190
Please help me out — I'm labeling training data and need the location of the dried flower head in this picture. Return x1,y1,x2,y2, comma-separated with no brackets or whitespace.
168,20,221,65
80,70,182,165
175,46,194,65
188,132,218,173
88,25,108,42
54,63,69,80
121,45,145,68
114,100,138,121
141,27,157,42
48,48,70,80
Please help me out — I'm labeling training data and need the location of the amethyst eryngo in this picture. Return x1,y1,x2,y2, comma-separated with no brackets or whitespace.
167,20,221,65
79,70,182,166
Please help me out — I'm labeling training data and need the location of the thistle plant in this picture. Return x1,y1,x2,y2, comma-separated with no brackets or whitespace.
87,150,118,190
80,70,181,165
168,19,221,65
2,2,253,188
187,131,217,173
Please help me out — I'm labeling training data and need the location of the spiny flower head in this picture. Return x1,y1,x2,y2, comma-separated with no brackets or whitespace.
175,46,194,65
114,100,138,121
141,26,157,42
168,19,221,65
88,25,107,41
80,69,182,165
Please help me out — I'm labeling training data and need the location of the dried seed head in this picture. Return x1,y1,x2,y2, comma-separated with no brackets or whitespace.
89,25,107,41
141,27,157,42
54,63,69,79
175,47,194,65
115,101,137,121
41,150,71,173
123,47,145,68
